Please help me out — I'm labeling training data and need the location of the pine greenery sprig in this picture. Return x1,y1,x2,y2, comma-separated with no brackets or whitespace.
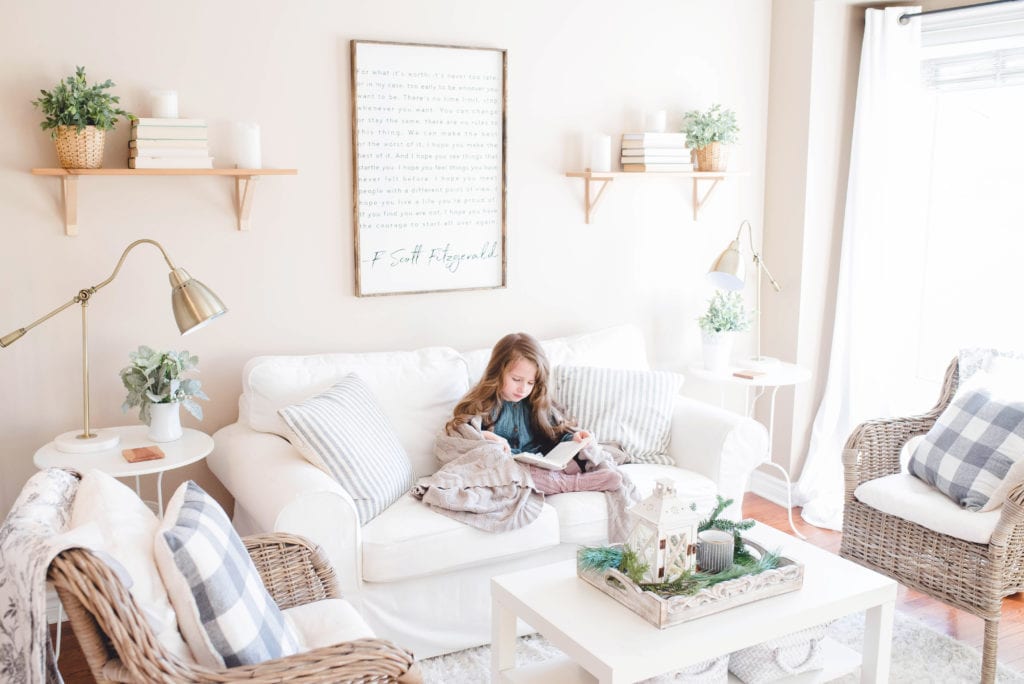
578,546,623,573
699,495,757,562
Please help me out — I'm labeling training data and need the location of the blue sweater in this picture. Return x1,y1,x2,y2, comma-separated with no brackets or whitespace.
491,400,572,454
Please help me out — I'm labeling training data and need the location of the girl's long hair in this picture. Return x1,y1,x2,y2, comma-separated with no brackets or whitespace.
446,332,575,445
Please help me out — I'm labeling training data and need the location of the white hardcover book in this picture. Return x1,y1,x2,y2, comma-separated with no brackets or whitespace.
130,147,212,158
621,139,688,150
621,147,692,157
128,156,214,169
620,155,692,164
621,163,695,172
133,117,207,127
621,132,687,144
513,436,592,470
130,139,209,149
131,125,208,141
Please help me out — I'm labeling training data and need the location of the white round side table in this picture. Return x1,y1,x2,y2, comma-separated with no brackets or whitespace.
688,362,812,539
34,425,214,516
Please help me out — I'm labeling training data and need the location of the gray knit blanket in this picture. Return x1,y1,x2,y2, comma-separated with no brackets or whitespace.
412,420,544,532
415,418,639,541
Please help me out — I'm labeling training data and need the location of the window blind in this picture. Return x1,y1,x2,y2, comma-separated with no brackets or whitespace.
920,1,1024,90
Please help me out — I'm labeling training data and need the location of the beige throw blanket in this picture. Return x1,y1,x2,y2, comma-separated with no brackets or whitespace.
414,418,639,541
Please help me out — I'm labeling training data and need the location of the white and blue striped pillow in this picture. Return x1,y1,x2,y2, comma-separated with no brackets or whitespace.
279,373,413,524
552,366,684,465
154,481,301,668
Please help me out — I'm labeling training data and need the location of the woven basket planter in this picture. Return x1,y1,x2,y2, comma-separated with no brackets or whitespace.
695,142,729,172
54,125,105,169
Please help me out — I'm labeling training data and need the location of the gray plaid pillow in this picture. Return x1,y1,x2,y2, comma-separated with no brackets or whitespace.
155,481,301,667
908,373,1024,512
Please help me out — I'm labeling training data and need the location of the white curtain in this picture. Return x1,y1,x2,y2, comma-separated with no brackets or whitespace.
795,7,930,530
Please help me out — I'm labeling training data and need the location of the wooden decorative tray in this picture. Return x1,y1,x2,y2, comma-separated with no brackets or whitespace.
576,539,804,629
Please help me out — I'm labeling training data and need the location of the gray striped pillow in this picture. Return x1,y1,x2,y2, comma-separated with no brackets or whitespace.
552,366,684,465
279,373,413,524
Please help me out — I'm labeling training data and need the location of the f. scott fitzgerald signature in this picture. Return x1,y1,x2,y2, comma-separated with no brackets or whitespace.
364,242,499,273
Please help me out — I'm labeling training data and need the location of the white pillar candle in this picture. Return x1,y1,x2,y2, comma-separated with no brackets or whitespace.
150,90,178,118
233,122,261,169
590,133,611,172
647,109,667,133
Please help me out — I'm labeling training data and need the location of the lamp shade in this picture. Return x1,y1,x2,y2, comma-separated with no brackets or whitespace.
707,239,745,291
169,268,228,334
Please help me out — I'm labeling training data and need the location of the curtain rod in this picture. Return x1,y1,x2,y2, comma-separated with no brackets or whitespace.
899,0,1024,25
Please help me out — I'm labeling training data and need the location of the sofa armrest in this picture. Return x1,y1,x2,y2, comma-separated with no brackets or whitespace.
208,423,363,594
668,396,768,519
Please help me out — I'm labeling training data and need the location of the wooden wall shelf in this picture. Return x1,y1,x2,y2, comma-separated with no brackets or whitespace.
31,168,298,235
565,170,749,223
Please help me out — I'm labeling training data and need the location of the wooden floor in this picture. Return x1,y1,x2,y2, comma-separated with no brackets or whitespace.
51,493,1024,681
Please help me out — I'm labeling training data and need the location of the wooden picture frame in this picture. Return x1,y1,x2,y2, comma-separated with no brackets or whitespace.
351,40,508,296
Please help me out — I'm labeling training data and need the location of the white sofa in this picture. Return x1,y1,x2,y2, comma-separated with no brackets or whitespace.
208,324,768,658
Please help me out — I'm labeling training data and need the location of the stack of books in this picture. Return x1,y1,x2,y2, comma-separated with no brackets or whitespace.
620,132,693,172
129,118,212,169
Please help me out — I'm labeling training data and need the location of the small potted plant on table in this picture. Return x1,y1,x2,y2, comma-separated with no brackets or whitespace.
698,290,750,373
120,346,208,442
32,65,134,169
682,103,739,172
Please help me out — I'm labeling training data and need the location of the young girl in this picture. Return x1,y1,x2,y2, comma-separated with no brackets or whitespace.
446,332,622,494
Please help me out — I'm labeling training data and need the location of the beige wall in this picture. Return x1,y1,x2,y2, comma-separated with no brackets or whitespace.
0,0,773,517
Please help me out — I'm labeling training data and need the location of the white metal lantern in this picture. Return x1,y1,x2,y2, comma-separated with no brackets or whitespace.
625,478,702,583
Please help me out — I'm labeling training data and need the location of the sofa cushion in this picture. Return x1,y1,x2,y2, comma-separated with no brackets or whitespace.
547,464,719,545
283,599,375,651
855,472,1000,544
279,374,413,524
71,470,193,662
154,481,301,668
462,324,650,386
239,347,469,478
360,492,559,582
908,370,1024,512
553,366,684,465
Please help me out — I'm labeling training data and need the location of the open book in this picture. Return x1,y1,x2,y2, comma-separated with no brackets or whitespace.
513,436,593,471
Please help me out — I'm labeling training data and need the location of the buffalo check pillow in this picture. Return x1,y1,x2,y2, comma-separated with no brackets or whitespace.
552,365,684,465
154,481,301,668
908,370,1024,512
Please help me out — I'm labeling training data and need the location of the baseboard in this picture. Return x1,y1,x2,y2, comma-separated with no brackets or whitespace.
748,469,792,509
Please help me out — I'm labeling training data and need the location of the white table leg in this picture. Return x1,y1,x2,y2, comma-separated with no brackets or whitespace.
491,595,517,681
762,386,806,539
54,601,63,659
157,470,165,516
861,601,894,683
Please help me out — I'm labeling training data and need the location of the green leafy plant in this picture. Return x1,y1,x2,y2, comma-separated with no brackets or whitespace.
120,346,208,425
681,103,739,149
698,290,751,334
32,66,134,139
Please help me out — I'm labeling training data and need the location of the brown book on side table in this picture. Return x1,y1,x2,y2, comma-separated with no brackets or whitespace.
122,445,166,463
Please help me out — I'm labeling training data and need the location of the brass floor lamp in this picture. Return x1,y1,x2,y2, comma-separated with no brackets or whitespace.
707,219,782,369
0,238,227,453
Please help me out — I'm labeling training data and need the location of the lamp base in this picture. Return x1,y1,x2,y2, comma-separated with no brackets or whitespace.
54,428,120,453
736,356,781,372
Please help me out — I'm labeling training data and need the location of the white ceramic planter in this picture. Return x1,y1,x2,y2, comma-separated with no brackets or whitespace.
148,402,183,442
701,331,734,373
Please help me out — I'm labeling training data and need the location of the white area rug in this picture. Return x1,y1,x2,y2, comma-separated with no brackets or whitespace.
418,610,1024,683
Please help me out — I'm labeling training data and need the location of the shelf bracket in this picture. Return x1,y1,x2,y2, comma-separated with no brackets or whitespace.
235,175,259,231
61,175,79,236
575,171,614,224
692,176,724,221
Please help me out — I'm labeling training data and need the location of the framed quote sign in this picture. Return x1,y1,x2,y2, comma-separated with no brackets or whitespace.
351,40,508,296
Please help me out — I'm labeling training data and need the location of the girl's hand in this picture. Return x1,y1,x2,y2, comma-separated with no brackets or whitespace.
573,430,591,442
482,430,511,453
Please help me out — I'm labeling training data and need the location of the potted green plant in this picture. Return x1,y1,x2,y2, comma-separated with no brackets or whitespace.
120,346,208,442
681,103,739,172
32,66,134,169
697,290,750,372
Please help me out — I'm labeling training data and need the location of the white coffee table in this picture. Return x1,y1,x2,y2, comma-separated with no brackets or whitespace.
491,523,896,683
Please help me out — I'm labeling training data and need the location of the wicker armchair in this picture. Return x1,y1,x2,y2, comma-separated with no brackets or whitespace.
840,358,1024,684
48,531,421,683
